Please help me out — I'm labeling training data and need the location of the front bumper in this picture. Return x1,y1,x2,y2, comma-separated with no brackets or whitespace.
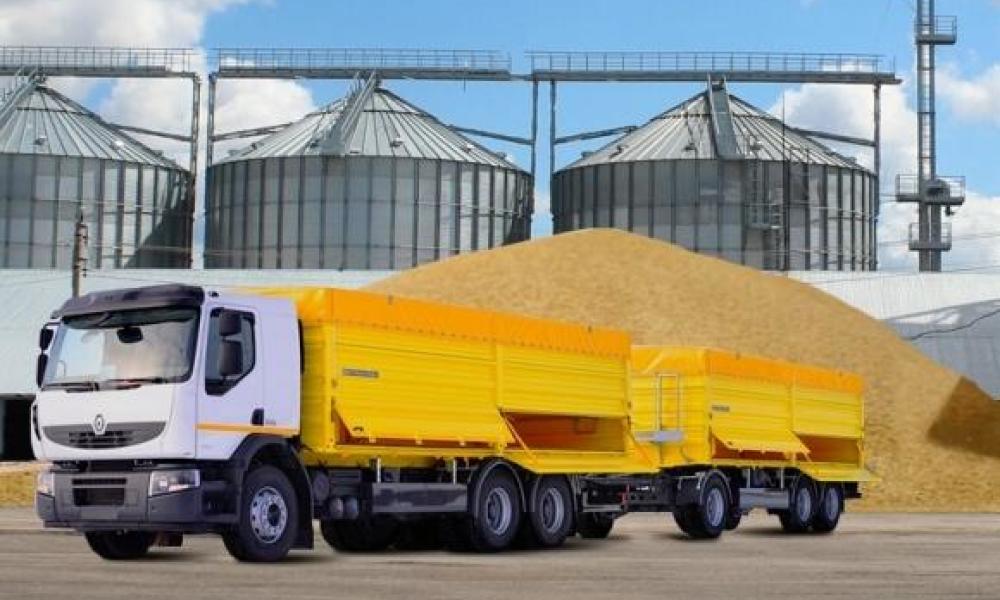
36,469,216,533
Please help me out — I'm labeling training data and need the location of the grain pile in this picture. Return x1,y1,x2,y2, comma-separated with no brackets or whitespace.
0,463,42,507
367,228,1000,511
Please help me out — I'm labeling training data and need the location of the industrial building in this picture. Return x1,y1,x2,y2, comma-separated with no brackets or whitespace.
0,75,193,269
551,83,877,271
204,80,532,269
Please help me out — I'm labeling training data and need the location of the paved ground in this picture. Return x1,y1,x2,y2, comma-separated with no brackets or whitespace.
1,508,999,599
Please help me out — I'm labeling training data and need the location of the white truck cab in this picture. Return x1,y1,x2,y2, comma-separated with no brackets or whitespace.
32,284,309,562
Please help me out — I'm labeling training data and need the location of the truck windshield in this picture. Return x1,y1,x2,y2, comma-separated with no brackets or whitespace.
42,307,199,390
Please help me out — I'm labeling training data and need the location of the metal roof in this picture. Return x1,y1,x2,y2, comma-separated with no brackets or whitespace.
561,90,868,172
217,87,525,171
0,83,184,169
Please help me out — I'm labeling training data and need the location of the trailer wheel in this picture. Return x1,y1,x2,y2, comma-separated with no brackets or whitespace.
811,484,843,533
468,467,522,552
523,477,573,548
320,516,399,553
222,465,298,562
84,531,154,560
675,473,728,539
577,512,615,539
778,476,817,534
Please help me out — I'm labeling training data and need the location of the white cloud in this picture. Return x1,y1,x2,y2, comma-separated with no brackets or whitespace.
531,188,552,238
938,63,1000,127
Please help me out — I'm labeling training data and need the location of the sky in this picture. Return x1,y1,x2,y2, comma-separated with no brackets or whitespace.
0,0,998,271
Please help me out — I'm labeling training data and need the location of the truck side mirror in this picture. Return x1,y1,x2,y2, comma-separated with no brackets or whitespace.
218,311,243,337
36,354,48,388
38,327,54,351
218,340,243,377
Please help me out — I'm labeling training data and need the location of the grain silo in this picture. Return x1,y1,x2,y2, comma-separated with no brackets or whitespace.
0,78,193,268
205,81,532,269
551,83,877,271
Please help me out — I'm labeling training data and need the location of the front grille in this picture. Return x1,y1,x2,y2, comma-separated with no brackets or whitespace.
43,422,165,449
73,487,125,506
71,477,126,487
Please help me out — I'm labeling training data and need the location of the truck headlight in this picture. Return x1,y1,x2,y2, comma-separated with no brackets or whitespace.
148,469,200,496
36,470,55,497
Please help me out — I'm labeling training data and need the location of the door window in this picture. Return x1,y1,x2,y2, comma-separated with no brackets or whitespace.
204,309,255,396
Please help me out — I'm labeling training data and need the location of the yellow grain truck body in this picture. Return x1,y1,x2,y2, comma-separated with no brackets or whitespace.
268,288,654,475
630,346,875,482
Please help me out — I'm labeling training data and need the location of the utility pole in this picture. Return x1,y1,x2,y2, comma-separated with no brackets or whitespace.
71,209,88,298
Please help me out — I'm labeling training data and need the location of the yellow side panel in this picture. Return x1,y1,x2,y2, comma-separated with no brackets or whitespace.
793,386,863,439
331,325,513,445
708,375,809,456
499,345,628,417
799,463,879,483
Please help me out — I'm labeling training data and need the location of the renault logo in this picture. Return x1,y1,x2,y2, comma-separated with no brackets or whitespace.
92,414,107,436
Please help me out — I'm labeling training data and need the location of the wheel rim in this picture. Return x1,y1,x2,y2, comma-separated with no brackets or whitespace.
795,485,813,522
705,487,725,528
250,485,288,544
824,487,840,520
485,487,513,536
539,487,566,534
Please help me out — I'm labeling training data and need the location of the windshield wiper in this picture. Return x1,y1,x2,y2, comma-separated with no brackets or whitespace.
99,376,170,389
43,381,100,392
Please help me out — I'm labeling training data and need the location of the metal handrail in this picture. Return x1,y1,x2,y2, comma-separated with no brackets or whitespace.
216,48,511,72
896,174,966,198
0,46,193,73
915,15,958,37
527,51,894,75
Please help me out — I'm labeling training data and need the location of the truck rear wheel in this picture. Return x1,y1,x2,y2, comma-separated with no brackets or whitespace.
524,476,573,548
222,465,298,562
811,484,843,533
778,476,817,534
468,467,522,552
674,473,728,539
84,531,154,560
576,512,615,539
321,516,399,552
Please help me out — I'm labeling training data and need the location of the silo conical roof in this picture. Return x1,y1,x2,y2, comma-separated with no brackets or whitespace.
218,87,524,171
563,90,867,172
0,82,184,170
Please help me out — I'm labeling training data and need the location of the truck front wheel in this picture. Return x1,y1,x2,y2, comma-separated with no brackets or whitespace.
223,465,299,562
84,531,154,560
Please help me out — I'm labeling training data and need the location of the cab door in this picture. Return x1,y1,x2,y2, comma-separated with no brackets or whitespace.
196,305,265,459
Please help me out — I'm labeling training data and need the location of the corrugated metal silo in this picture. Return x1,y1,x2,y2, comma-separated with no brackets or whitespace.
206,81,532,269
0,79,193,268
552,84,877,271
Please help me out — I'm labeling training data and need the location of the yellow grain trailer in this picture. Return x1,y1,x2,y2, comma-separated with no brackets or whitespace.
33,284,877,562
627,346,876,537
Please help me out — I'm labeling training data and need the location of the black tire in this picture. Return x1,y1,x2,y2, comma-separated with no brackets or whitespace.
320,516,399,553
523,477,574,548
577,512,615,539
778,476,818,534
811,484,844,534
724,508,743,531
676,473,729,540
84,531,153,560
393,518,441,551
222,465,298,562
467,466,522,552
